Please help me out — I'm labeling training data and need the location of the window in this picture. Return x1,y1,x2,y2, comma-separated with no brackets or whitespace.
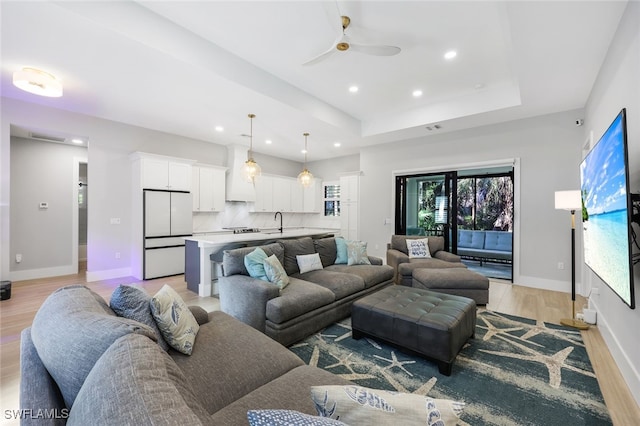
323,181,340,216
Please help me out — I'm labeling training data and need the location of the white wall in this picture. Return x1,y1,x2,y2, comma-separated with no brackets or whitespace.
582,0,640,406
359,109,585,293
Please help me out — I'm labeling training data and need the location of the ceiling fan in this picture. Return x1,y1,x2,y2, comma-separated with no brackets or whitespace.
303,12,401,66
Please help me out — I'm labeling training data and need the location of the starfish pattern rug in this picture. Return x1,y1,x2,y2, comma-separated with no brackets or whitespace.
289,309,611,425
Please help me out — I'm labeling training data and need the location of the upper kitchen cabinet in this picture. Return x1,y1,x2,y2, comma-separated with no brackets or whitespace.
193,164,227,212
132,153,195,191
303,179,322,213
252,175,274,212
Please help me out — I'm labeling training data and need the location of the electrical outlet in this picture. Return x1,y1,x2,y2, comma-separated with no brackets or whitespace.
557,262,565,270
15,253,22,263
115,252,121,259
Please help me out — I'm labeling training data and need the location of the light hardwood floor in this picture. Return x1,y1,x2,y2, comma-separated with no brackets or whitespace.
1,272,639,425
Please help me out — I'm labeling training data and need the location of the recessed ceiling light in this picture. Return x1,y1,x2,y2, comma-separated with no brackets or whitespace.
215,126,224,132
412,90,423,98
265,139,272,144
301,149,308,154
334,142,341,147
348,85,359,93
71,138,83,144
444,50,457,60
475,83,485,90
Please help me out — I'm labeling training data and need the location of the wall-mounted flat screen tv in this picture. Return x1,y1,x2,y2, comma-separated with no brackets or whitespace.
580,108,635,309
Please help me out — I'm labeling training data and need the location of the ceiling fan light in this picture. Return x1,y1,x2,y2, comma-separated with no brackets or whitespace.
13,67,63,97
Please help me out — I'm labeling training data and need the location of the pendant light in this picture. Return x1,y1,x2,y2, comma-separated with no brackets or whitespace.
243,113,261,183
297,132,314,187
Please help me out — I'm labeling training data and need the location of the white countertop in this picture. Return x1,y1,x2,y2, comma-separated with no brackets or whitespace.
185,228,339,247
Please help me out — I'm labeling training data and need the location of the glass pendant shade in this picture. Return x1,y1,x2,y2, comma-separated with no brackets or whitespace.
298,168,313,187
298,132,313,187
244,113,260,183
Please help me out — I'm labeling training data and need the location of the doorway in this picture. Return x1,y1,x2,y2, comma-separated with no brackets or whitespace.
78,162,88,272
395,166,514,281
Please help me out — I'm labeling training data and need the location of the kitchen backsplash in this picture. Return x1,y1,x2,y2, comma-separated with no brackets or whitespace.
192,202,340,234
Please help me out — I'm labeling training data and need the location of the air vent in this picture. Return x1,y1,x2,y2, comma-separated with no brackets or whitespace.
29,132,66,143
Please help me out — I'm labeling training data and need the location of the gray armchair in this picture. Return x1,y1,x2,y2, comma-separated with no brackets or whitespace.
386,235,466,285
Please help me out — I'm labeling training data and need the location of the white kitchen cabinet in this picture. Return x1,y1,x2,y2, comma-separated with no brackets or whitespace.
252,175,274,212
272,176,292,212
290,180,304,212
139,155,193,191
340,174,360,240
303,179,322,213
193,165,226,212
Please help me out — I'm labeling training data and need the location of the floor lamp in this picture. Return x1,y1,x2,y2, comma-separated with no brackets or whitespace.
555,190,589,330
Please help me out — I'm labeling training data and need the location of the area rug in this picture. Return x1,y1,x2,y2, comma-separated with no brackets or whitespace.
290,310,611,425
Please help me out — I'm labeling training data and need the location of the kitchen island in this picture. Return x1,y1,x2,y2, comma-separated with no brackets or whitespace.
184,228,339,296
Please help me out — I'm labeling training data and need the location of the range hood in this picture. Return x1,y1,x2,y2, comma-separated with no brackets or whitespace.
225,144,256,202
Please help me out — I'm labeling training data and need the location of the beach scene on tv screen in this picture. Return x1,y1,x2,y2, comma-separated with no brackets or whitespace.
580,112,632,306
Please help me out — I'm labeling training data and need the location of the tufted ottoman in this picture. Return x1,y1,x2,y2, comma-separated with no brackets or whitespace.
351,285,476,375
411,268,489,305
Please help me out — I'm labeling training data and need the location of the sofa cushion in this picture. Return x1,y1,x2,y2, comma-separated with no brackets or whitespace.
484,231,513,252
334,237,348,264
294,270,365,299
325,264,394,289
264,254,290,290
297,253,324,274
109,284,169,351
458,230,485,249
68,334,211,426
313,237,337,267
279,237,316,275
244,247,269,281
150,285,200,355
266,278,336,324
223,243,284,276
171,311,306,415
311,385,464,426
30,285,157,408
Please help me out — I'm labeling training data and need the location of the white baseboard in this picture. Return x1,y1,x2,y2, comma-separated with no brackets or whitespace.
589,299,640,407
86,267,132,282
517,275,588,297
10,265,76,282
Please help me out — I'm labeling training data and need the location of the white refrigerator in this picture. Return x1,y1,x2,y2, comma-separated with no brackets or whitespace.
144,190,192,279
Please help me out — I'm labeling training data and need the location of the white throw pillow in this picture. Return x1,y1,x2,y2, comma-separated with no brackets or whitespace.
406,238,432,258
311,385,464,426
297,253,324,274
150,284,199,355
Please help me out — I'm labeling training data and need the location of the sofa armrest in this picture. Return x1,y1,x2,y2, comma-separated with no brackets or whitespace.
434,251,462,263
218,275,280,333
367,256,383,265
20,328,67,425
386,248,409,268
188,306,210,325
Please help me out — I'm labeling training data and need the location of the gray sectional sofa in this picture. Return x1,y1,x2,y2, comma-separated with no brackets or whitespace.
457,229,513,263
386,235,466,286
219,236,395,346
20,285,350,425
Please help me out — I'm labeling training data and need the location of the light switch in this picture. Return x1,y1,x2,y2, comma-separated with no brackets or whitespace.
39,202,49,209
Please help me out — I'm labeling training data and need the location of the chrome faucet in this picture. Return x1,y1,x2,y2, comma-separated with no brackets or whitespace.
274,211,283,233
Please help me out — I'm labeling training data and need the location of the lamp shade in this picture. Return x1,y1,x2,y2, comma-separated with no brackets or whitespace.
554,190,581,210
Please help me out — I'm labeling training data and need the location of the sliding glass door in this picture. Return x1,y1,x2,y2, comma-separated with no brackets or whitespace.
396,167,514,281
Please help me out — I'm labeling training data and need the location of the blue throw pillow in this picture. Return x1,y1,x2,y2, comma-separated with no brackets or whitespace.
335,238,348,264
247,410,347,426
244,247,269,281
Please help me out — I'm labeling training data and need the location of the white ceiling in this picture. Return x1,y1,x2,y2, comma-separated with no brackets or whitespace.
0,1,628,161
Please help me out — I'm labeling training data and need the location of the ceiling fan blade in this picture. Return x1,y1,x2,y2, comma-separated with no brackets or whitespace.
302,45,338,66
349,43,401,56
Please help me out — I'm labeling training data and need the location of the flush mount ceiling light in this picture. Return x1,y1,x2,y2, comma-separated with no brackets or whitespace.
242,113,261,183
13,67,63,97
297,132,314,188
